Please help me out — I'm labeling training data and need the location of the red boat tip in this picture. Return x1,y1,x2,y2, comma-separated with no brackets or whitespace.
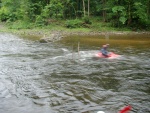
119,105,132,113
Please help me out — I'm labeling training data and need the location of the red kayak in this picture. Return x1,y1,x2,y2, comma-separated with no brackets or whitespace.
95,52,120,59
119,105,132,113
97,105,132,113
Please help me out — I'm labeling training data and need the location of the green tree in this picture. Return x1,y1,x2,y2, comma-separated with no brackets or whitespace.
112,6,127,26
0,0,20,21
0,0,149,30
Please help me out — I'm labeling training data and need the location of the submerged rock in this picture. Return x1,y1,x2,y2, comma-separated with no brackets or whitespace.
39,33,63,43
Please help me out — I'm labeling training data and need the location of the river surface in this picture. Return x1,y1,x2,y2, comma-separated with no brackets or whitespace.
0,33,150,113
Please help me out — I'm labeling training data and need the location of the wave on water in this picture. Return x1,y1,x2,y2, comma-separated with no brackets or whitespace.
0,82,11,98
0,33,150,113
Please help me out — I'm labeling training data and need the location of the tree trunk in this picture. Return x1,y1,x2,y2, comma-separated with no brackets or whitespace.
45,0,50,4
77,0,79,17
82,0,86,17
147,0,150,19
127,1,132,25
102,0,106,22
88,0,90,17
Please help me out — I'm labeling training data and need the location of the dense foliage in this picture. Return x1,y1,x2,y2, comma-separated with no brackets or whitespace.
0,0,149,30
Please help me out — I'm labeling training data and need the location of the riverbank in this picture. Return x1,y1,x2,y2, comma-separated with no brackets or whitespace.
0,22,150,42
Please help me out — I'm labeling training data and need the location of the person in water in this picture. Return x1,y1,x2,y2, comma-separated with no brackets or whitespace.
100,44,110,57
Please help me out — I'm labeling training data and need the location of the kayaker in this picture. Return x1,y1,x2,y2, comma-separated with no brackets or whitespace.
100,44,110,57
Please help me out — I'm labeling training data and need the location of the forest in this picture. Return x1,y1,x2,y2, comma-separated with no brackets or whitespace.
0,0,150,31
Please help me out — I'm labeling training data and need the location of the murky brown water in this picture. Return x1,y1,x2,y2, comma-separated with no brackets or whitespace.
0,33,150,113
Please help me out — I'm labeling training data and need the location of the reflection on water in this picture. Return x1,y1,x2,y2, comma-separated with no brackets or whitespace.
61,34,150,49
0,33,150,113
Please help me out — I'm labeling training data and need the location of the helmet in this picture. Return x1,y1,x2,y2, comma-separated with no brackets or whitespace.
103,45,107,48
102,44,109,48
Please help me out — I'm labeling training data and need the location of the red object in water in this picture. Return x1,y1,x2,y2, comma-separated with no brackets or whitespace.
95,52,120,59
119,105,132,113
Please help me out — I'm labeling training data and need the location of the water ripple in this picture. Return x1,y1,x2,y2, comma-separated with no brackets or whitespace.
0,33,150,113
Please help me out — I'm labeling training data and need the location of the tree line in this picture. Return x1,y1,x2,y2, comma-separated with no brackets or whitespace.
0,0,150,30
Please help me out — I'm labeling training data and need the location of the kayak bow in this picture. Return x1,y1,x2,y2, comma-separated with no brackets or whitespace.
95,52,120,59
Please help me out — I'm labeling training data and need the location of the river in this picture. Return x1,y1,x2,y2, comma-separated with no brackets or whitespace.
0,33,150,113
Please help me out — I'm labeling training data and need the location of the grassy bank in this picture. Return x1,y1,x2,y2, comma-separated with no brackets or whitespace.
0,18,132,35
0,18,149,38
